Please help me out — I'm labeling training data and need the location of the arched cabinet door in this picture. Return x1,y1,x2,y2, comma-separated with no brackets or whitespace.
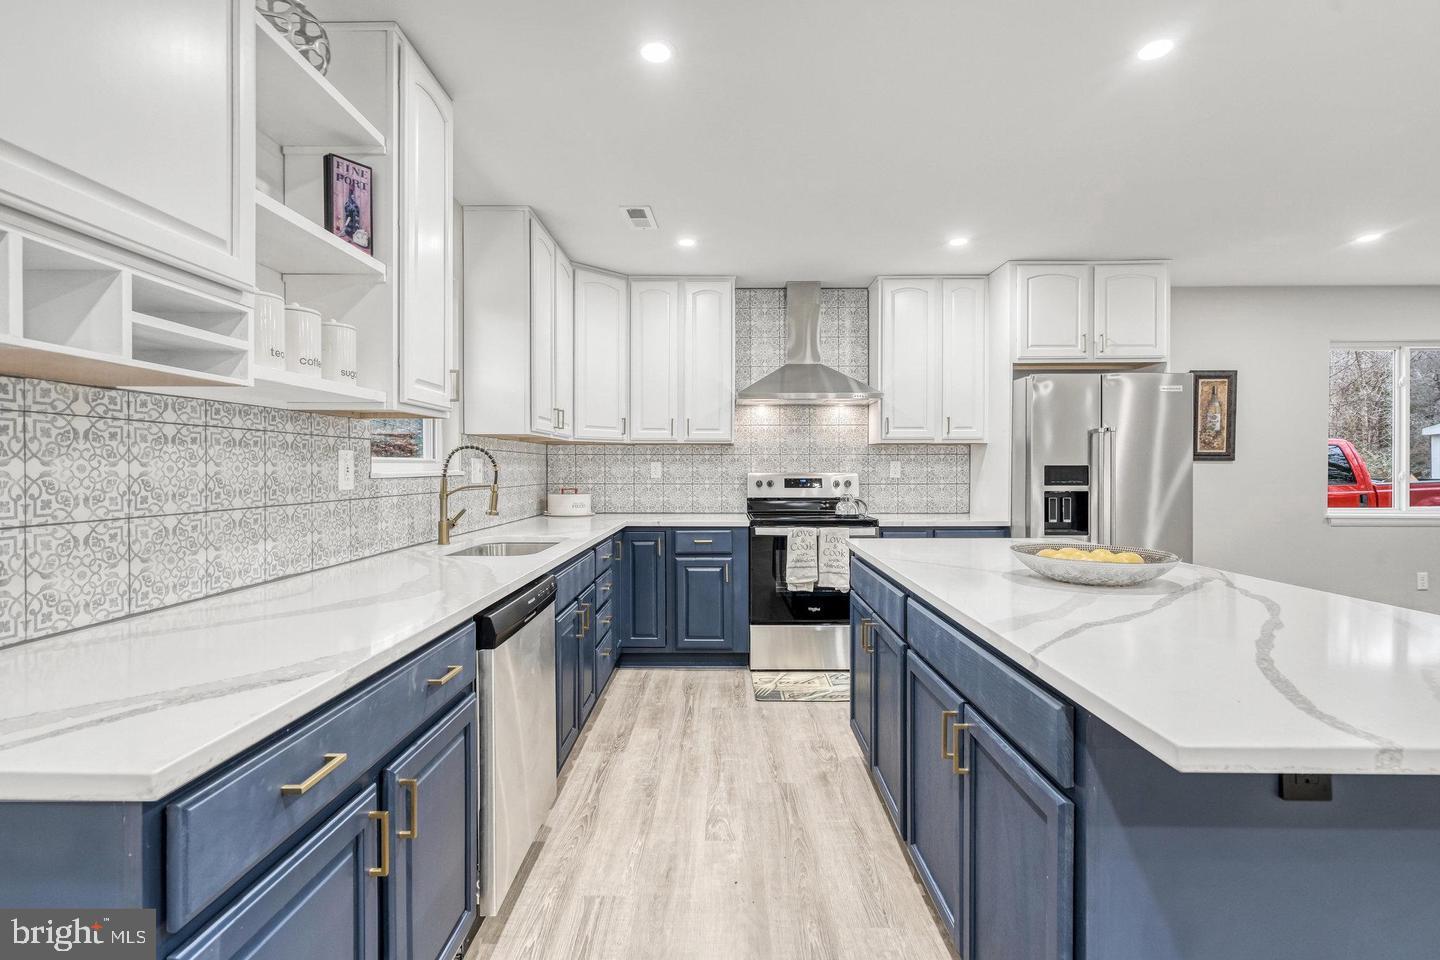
629,279,681,441
877,277,941,440
682,279,735,442
1015,265,1091,361
1093,263,1169,360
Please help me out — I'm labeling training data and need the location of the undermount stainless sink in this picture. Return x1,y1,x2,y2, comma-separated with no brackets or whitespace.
448,540,560,558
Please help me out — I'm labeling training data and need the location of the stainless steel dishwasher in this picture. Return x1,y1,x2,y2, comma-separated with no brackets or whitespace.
475,574,557,916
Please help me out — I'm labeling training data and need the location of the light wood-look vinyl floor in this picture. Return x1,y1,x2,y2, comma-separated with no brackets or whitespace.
466,667,955,960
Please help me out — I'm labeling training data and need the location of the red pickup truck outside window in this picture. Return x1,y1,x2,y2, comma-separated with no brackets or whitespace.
1328,438,1440,508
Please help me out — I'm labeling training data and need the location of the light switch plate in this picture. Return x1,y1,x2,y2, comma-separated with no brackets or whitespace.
650,462,663,480
337,449,355,492
889,460,902,479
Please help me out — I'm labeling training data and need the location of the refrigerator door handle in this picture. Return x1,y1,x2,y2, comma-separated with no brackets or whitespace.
1099,426,1116,544
1088,428,1102,544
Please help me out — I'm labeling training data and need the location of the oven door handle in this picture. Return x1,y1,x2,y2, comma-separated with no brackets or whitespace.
751,526,878,537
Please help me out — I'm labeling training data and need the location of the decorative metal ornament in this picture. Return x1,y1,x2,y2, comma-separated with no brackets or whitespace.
256,0,331,75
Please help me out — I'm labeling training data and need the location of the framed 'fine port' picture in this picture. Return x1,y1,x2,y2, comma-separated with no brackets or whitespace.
323,154,373,253
1192,370,1237,461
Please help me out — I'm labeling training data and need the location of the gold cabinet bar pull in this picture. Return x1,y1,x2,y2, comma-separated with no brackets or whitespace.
693,539,714,544
397,778,419,840
952,722,974,775
724,561,730,583
427,665,463,686
940,710,958,759
368,810,390,878
280,752,347,796
859,618,874,653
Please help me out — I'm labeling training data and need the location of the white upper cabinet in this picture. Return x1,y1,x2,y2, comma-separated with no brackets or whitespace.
553,251,575,438
396,44,454,411
1010,261,1169,363
528,222,558,435
463,206,574,438
682,279,735,442
0,0,254,289
1093,263,1169,360
1014,264,1091,360
629,279,682,441
573,267,629,441
872,277,941,441
939,277,988,441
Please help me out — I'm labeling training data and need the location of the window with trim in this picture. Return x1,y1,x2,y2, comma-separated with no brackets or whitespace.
1327,343,1440,516
370,417,440,477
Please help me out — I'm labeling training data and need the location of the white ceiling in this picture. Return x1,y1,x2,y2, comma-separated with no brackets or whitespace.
312,0,1440,287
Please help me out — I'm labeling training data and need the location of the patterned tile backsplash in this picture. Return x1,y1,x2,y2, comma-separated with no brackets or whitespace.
551,287,973,515
0,377,545,647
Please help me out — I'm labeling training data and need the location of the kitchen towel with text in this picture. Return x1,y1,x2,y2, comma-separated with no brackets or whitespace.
816,529,851,591
785,528,819,592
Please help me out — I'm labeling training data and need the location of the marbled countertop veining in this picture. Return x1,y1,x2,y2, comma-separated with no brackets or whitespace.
849,538,1440,775
0,514,746,801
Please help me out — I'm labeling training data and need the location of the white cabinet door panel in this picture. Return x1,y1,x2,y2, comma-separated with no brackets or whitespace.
878,278,940,440
528,224,557,435
682,279,733,442
1015,265,1090,360
398,47,453,411
940,278,987,442
573,268,628,440
0,0,253,286
1094,263,1168,360
629,279,680,441
553,252,575,437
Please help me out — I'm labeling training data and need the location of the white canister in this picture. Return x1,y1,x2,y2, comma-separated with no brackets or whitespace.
254,293,286,369
321,321,358,384
546,493,593,516
284,304,322,377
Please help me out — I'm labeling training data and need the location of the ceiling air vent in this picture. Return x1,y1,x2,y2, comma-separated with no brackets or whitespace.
622,205,658,230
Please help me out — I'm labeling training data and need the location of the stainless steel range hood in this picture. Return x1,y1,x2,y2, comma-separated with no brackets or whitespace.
735,282,882,405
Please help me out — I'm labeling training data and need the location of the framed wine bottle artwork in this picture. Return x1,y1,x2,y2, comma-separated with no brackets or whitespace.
323,154,373,253
1192,370,1237,461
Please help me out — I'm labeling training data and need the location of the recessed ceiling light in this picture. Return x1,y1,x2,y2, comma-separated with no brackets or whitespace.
1352,231,1385,244
640,41,672,63
676,236,697,248
947,237,970,248
1136,38,1175,61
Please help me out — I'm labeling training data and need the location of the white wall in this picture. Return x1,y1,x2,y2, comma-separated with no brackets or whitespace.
1170,286,1440,614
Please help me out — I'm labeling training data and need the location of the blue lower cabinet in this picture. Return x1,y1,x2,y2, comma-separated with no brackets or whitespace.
169,786,383,960
849,596,877,758
961,707,1074,960
621,530,667,648
904,651,966,946
870,616,907,833
672,555,734,650
577,585,599,727
383,694,478,960
555,601,581,769
880,528,933,538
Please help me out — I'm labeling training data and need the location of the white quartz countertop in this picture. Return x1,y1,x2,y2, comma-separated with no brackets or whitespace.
849,538,1440,775
870,514,1010,527
0,514,746,802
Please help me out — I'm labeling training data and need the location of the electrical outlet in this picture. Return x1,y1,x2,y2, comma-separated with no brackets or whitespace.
1279,774,1332,802
650,462,663,480
470,458,486,484
337,449,355,492
889,460,902,479
1419,571,1430,591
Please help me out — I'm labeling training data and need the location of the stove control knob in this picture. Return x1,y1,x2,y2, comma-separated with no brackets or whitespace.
766,480,774,487
844,479,853,488
754,480,762,488
832,479,840,488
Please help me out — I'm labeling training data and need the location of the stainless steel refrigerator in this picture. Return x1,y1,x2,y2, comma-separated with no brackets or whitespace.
1012,373,1194,560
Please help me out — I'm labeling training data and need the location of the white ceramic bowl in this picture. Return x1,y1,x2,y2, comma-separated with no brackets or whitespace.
1010,541,1180,587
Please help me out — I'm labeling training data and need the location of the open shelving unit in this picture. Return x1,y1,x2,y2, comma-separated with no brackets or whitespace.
255,191,385,280
254,10,385,152
0,223,251,387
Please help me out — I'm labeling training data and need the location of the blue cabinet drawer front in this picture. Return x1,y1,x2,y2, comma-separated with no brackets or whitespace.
165,624,475,932
880,529,932,538
595,597,615,638
934,527,1009,538
674,529,733,554
906,600,1073,788
594,536,618,575
851,559,906,636
555,553,596,610
595,566,616,605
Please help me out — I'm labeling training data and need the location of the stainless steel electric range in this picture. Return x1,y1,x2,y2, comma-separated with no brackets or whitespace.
747,472,877,671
